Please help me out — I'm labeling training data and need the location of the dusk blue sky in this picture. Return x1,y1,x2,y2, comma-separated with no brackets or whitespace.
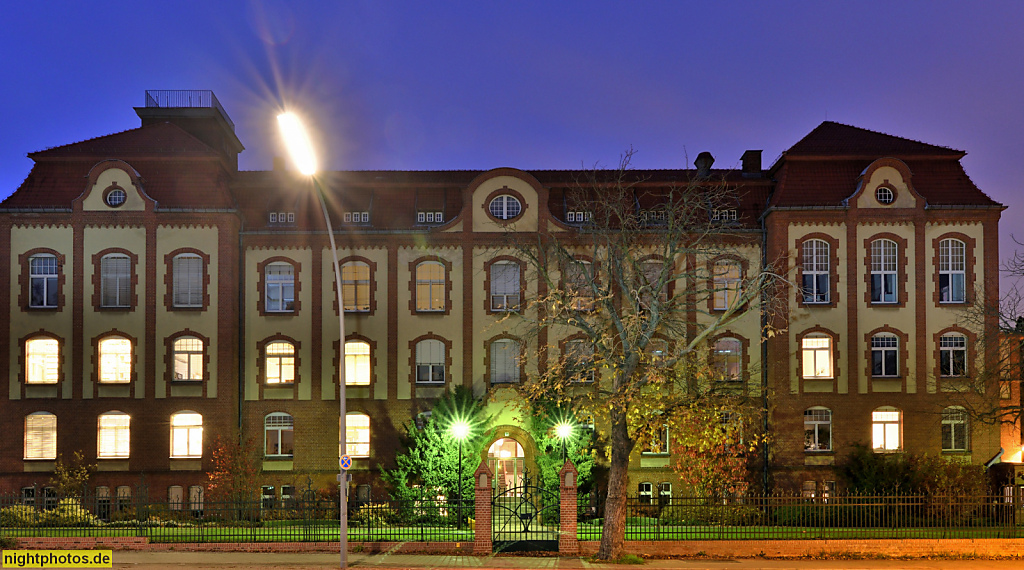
3,2,1023,288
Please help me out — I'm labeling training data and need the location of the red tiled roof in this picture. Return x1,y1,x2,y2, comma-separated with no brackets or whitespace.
29,122,219,158
783,121,964,158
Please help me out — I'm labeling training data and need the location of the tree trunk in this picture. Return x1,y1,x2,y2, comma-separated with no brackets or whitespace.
597,406,631,560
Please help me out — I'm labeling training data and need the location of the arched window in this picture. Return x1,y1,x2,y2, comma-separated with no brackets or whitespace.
346,413,370,458
100,254,131,307
871,407,901,452
490,339,521,383
172,336,204,381
341,261,370,312
871,333,899,377
803,408,831,452
489,261,521,311
97,412,130,458
870,239,897,303
25,337,59,385
265,262,295,312
938,238,966,303
29,254,59,308
415,339,445,384
941,407,969,452
345,340,371,386
939,333,967,377
713,337,742,381
264,413,294,458
713,261,742,310
488,194,522,220
172,254,203,307
800,333,833,379
170,412,203,459
24,412,56,460
415,261,446,312
98,336,132,384
265,341,296,384
801,239,830,303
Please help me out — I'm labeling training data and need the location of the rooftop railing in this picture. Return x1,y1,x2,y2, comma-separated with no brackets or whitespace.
144,90,234,130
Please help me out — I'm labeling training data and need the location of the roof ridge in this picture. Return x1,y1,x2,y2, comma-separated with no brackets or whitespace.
29,122,219,158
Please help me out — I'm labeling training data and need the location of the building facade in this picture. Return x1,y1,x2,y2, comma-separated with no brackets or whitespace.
0,91,1011,504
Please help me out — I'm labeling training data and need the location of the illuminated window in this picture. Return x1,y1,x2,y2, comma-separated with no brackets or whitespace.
713,337,742,381
24,412,56,460
341,262,370,312
265,341,296,385
870,239,897,303
265,263,295,312
488,195,522,220
97,412,130,458
490,262,520,311
490,339,520,383
415,261,446,312
172,336,204,381
264,413,294,458
803,408,831,452
871,407,901,452
170,412,203,459
713,261,741,310
941,407,969,452
939,239,966,303
345,340,371,386
25,337,59,385
801,334,833,379
415,339,445,384
871,334,899,377
99,336,132,384
29,254,59,308
801,239,830,303
100,254,131,307
346,413,370,458
940,333,967,377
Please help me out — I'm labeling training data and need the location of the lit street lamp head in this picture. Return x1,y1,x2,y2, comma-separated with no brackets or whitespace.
450,419,471,441
555,421,573,441
277,112,318,176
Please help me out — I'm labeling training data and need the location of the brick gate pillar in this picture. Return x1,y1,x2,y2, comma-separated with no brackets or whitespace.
473,461,493,555
559,460,579,555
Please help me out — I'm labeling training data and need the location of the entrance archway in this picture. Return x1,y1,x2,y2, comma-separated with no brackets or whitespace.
487,438,524,494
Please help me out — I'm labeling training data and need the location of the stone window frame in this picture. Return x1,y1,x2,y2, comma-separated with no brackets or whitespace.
169,411,204,459
795,233,839,309
408,333,453,387
92,248,139,312
92,330,138,390
863,233,909,308
864,326,910,381
409,256,453,315
484,256,527,314
484,333,525,385
334,256,377,316
164,330,211,385
707,254,747,313
332,333,378,390
482,186,529,225
257,335,301,387
164,248,211,312
257,257,301,316
19,248,67,312
871,406,902,453
97,410,131,459
796,326,841,381
932,233,976,307
19,331,64,389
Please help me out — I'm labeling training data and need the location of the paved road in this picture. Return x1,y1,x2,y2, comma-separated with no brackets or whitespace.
108,552,1022,570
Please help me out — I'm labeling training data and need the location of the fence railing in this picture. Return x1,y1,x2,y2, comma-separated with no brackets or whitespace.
578,492,1024,540
143,90,234,130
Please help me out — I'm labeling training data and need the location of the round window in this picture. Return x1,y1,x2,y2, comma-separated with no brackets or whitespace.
105,188,127,207
488,195,522,220
875,186,894,205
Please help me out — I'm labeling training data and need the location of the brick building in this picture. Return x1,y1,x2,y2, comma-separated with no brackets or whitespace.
0,91,1012,504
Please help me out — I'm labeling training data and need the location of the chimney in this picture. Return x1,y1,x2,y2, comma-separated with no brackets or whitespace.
273,156,286,171
694,152,715,177
741,150,762,178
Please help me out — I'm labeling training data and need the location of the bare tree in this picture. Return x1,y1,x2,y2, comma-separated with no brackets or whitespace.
506,150,785,559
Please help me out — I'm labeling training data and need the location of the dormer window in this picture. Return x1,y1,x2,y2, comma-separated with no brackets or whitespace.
566,211,592,223
711,209,738,222
344,212,369,223
417,211,444,224
268,212,295,224
640,210,667,225
105,187,127,208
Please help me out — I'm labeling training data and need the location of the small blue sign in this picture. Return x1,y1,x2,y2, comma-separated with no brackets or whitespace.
340,455,352,470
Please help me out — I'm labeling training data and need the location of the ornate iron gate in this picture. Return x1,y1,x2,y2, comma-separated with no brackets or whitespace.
491,471,560,552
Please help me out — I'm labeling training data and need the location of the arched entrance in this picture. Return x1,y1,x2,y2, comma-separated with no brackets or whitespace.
487,437,525,494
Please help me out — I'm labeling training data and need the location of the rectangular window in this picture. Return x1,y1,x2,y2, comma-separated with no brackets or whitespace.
801,239,830,303
941,408,969,451
415,339,446,384
803,408,832,452
25,413,57,460
100,255,131,307
346,414,370,458
871,335,899,377
173,255,203,307
870,240,898,303
939,239,966,303
415,262,446,312
345,341,371,386
265,414,294,457
341,262,371,312
490,339,520,383
871,409,901,452
172,337,204,381
29,255,59,308
801,336,833,379
940,335,967,377
638,482,653,504
490,262,520,311
565,340,595,383
98,414,131,458
265,263,295,312
565,260,594,311
642,426,670,455
170,413,203,459
713,262,741,310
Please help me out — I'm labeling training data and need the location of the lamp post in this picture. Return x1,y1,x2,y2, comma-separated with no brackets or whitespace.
277,112,348,568
554,421,573,464
450,419,470,531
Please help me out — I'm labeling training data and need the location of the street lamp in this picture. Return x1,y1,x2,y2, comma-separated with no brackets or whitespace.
450,419,470,531
554,421,573,463
277,111,348,568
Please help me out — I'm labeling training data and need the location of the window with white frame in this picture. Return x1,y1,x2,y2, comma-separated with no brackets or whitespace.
265,263,295,312
713,261,742,310
638,482,653,503
565,260,594,310
490,339,520,383
417,211,444,223
98,336,132,384
341,262,370,312
345,340,371,386
488,195,522,220
871,407,901,452
168,485,184,509
264,341,296,385
713,337,742,381
658,482,672,506
801,334,833,379
264,413,294,457
803,408,832,452
490,261,520,311
415,339,446,384
346,412,370,458
565,211,592,223
343,211,369,223
25,337,59,385
565,339,595,383
870,239,897,303
939,238,966,303
172,336,203,381
801,239,830,303
940,333,967,377
871,334,899,377
29,254,59,308
415,261,446,312
711,209,738,222
24,412,56,460
941,407,969,452
172,254,203,307
100,254,131,307
97,412,130,458
643,425,670,455
170,412,203,459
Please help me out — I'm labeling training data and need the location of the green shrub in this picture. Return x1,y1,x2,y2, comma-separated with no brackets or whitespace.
349,503,398,527
0,505,41,528
40,499,99,527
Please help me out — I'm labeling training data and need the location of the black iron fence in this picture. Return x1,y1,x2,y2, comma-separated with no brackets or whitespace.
578,491,1024,540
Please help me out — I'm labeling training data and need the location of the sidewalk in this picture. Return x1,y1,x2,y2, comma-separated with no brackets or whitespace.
109,551,1019,570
